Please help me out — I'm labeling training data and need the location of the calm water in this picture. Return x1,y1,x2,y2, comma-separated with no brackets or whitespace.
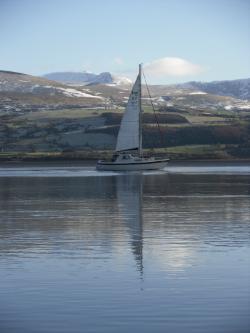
0,162,249,333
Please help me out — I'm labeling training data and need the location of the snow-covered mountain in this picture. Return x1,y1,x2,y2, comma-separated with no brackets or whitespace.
110,75,133,86
43,71,132,86
0,70,105,113
1,70,249,115
43,72,249,100
0,70,103,99
87,72,113,85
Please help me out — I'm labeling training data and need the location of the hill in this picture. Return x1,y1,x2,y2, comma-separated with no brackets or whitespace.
178,78,250,100
43,71,250,101
1,70,250,115
0,70,106,113
0,70,249,160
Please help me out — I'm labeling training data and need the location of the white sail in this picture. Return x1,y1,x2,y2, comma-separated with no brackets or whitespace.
115,74,141,152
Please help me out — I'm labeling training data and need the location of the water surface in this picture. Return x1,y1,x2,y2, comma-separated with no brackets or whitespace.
0,162,249,333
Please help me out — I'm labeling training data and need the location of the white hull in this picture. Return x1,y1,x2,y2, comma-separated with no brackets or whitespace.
96,158,169,171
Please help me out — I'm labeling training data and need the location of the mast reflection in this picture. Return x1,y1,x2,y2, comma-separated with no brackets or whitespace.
116,174,144,276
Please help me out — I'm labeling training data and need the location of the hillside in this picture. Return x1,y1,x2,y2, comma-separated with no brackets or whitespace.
1,70,250,115
179,78,250,100
0,70,106,113
0,70,249,160
42,71,250,101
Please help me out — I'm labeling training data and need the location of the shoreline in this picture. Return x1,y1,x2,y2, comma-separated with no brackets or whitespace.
1,158,250,167
1,156,250,164
0,147,249,164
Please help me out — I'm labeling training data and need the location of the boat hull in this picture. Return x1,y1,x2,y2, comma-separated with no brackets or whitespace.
96,158,169,171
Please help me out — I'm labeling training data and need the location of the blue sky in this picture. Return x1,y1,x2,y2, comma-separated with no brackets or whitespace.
0,0,249,84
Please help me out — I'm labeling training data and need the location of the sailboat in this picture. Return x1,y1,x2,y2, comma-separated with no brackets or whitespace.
96,64,169,171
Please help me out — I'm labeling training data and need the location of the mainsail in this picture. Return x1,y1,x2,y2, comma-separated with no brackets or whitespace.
115,73,141,152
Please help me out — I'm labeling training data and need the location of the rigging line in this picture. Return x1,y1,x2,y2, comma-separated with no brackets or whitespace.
142,70,165,148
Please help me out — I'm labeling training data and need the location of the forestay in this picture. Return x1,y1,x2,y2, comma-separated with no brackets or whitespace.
115,74,141,152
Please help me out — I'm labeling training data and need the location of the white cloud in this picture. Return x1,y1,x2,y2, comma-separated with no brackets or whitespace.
114,57,124,65
144,57,204,77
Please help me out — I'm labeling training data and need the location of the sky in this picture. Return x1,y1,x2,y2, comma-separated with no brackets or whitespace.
0,0,250,84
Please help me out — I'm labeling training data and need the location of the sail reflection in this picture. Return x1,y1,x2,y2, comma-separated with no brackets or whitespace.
116,174,143,275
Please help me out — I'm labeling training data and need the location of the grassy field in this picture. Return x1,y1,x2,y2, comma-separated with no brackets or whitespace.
13,107,240,130
17,108,110,120
0,144,246,162
1,105,249,161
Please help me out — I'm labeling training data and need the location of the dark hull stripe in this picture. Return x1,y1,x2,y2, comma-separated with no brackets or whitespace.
97,159,169,166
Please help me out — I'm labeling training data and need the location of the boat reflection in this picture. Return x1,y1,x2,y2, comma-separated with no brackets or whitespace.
116,174,144,275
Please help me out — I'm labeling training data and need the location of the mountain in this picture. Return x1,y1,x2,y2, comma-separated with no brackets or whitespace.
43,71,97,85
43,71,132,86
1,70,250,116
43,72,249,100
0,70,105,113
87,72,113,85
0,70,104,98
178,78,250,100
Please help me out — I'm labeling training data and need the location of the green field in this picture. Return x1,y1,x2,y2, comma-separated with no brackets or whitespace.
1,105,249,161
0,144,249,162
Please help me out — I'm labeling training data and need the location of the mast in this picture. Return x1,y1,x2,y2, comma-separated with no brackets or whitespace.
115,64,142,153
138,63,142,157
